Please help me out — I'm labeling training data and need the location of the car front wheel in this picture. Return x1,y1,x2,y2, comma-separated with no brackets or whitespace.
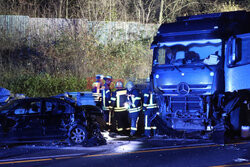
69,125,87,145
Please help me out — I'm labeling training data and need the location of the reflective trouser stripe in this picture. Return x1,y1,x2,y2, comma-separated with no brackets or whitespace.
102,106,109,110
117,128,123,131
114,110,127,112
114,108,127,112
128,110,140,113
102,91,106,107
145,113,157,130
109,110,112,126
128,107,142,113
135,117,139,130
104,110,112,126
130,113,139,133
111,97,116,101
150,94,153,106
147,106,158,109
129,108,140,111
131,127,137,130
102,106,113,110
145,115,151,130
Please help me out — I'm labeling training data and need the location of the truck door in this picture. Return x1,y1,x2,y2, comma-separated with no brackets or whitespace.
225,33,250,92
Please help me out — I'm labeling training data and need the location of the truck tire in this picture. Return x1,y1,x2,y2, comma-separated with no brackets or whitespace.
68,125,87,145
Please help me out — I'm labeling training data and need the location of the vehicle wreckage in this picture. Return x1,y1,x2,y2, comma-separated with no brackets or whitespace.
0,93,106,146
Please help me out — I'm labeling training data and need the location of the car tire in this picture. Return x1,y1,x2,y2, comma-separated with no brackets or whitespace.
68,125,87,145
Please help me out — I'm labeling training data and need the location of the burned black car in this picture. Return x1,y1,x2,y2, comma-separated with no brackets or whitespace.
0,97,104,145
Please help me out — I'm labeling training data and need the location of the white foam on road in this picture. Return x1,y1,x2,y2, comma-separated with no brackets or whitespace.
114,141,142,153
234,158,249,163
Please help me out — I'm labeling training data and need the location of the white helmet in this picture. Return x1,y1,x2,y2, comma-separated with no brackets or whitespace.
126,81,134,91
115,81,124,89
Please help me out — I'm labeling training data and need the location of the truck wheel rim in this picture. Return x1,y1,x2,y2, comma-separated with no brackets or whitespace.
71,128,86,144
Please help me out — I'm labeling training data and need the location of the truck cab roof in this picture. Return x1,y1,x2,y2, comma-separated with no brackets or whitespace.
151,11,250,48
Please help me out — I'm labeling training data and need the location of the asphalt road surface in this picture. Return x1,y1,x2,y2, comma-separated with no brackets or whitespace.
0,134,249,167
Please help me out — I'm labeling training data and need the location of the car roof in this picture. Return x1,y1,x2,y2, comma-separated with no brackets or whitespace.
13,97,75,105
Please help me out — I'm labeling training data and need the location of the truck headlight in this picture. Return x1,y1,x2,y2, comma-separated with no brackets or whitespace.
210,72,214,77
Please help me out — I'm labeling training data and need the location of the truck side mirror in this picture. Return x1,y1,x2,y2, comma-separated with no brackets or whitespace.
153,59,158,65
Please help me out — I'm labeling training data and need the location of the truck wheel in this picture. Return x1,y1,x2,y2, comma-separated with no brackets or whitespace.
68,125,87,145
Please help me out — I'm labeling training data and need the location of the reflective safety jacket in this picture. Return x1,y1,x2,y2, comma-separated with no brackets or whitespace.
92,81,102,102
143,90,158,109
111,89,127,112
101,83,111,111
127,89,142,113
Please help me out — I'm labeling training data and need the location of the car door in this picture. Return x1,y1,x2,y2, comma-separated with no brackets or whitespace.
13,100,43,140
42,99,71,138
0,100,43,140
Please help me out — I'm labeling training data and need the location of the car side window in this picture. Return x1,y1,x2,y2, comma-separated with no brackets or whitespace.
45,101,57,114
14,101,41,115
27,102,41,114
14,107,27,115
59,102,74,114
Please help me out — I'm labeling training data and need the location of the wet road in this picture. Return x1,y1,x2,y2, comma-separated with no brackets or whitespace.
0,135,249,167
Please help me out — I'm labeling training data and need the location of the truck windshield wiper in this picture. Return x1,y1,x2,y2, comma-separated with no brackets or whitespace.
170,62,182,72
200,62,213,71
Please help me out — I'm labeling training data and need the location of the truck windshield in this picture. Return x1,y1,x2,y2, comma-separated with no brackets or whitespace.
154,41,222,66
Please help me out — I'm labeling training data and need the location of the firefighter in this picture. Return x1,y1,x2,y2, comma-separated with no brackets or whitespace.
143,84,159,137
101,76,112,128
92,74,103,107
126,81,142,136
111,81,130,135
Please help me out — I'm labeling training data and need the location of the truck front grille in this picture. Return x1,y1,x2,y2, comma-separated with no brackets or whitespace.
168,96,205,119
160,84,212,95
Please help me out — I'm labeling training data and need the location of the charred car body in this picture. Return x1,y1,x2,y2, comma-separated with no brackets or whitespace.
0,97,104,145
151,11,250,138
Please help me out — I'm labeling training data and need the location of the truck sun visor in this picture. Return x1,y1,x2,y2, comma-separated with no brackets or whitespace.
158,39,222,47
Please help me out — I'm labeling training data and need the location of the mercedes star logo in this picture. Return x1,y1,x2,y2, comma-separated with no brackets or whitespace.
177,82,190,95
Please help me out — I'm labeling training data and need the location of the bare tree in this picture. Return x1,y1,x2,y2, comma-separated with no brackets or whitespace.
133,0,157,23
58,0,63,18
159,0,164,24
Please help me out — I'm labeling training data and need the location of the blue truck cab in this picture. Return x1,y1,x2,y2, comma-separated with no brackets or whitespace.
151,11,250,137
